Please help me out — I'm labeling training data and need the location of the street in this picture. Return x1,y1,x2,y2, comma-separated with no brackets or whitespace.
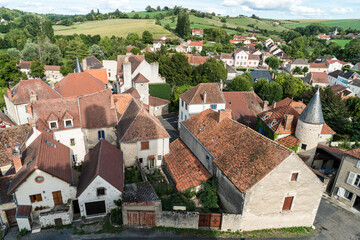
158,113,179,142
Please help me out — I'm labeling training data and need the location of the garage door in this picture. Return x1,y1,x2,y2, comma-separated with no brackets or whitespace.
85,201,106,216
5,208,17,227
127,211,155,226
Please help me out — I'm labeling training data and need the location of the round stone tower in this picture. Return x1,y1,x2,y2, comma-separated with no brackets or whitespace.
295,89,325,166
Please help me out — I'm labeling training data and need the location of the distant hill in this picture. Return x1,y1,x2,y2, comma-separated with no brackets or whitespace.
283,19,360,30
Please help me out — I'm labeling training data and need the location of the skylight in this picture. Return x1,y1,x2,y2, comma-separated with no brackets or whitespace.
46,140,56,148
27,157,35,166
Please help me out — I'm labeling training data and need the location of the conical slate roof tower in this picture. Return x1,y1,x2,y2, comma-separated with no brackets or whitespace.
75,58,84,73
298,89,325,125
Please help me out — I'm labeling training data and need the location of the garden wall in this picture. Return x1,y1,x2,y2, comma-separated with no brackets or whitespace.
220,213,243,232
156,211,199,229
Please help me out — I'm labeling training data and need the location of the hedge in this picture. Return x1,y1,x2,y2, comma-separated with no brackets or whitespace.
149,83,171,100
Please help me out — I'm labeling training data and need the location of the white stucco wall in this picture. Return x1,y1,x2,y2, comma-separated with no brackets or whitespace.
14,170,76,218
131,61,164,85
241,154,324,231
3,95,19,125
78,175,122,218
53,128,87,164
83,127,117,151
327,62,342,73
120,138,169,168
103,60,117,81
16,216,32,231
45,70,63,85
134,82,149,105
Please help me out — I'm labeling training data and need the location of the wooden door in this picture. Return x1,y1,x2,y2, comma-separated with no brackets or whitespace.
127,211,139,226
198,213,210,227
5,208,17,227
199,213,221,229
209,213,221,228
52,191,63,205
140,211,155,226
54,218,63,226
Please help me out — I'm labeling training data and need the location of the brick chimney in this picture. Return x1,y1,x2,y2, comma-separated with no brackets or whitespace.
218,109,232,123
284,114,294,131
8,144,23,172
203,91,207,104
29,91,37,103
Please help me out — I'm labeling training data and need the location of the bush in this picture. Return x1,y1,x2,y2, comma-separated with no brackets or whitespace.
154,184,174,197
111,208,122,225
161,193,195,211
184,187,196,199
197,179,219,210
124,167,142,184
18,228,28,237
149,83,171,100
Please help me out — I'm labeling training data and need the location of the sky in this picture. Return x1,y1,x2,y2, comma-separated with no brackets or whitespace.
0,0,359,19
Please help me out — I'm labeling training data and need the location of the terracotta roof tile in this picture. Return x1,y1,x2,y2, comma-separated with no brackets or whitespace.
223,91,264,128
112,93,133,118
310,63,328,69
9,133,72,194
0,174,15,203
55,72,104,97
344,147,360,159
77,139,124,197
117,99,169,142
310,72,329,84
123,87,141,99
133,73,150,83
10,79,61,105
180,83,225,105
16,205,32,217
44,65,60,71
276,135,300,148
0,111,15,126
0,124,31,167
321,123,336,134
248,54,260,60
18,60,31,69
85,69,108,84
149,96,170,107
182,109,292,192
221,53,233,59
189,41,203,47
165,138,211,192
317,144,345,160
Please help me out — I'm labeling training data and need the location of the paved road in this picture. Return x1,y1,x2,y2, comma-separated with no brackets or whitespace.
158,113,179,142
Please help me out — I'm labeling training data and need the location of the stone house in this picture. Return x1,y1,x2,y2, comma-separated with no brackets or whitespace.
331,148,360,212
186,41,203,53
4,79,61,125
178,83,226,128
304,72,329,88
286,59,310,74
76,139,124,218
348,79,360,96
335,71,359,87
220,53,233,66
0,111,15,128
81,56,103,70
0,174,17,228
117,99,170,168
192,29,204,37
153,41,165,51
8,133,76,231
309,62,328,73
18,61,63,83
326,59,352,73
328,70,342,85
148,96,170,116
172,109,324,231
102,60,117,82
256,92,336,167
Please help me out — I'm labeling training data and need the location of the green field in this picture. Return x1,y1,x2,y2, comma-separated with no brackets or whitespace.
283,19,360,30
332,39,351,47
53,19,175,39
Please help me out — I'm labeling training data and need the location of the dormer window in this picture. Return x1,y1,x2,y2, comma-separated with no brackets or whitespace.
49,121,58,129
64,119,73,128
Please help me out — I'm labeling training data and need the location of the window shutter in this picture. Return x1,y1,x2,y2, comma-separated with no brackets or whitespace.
282,196,294,211
347,172,356,185
101,130,105,139
356,160,360,169
98,131,101,140
337,187,345,197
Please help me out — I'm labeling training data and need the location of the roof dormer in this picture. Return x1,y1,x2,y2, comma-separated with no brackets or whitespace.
47,113,58,130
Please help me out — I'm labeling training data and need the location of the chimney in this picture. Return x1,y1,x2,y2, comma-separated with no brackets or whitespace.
29,91,37,103
284,114,294,131
6,88,11,99
203,91,207,104
218,79,223,91
263,101,269,111
272,102,277,109
12,144,23,172
218,109,232,123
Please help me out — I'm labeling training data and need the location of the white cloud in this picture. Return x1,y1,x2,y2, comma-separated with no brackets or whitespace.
221,0,325,17
330,7,353,14
205,7,226,15
23,1,42,7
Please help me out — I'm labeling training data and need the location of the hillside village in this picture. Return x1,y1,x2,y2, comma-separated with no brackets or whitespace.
0,4,360,240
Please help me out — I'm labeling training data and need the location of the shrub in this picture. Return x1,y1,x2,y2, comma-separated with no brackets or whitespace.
161,193,195,211
111,208,123,225
18,228,28,237
184,187,196,199
124,166,142,184
154,184,174,197
197,179,219,210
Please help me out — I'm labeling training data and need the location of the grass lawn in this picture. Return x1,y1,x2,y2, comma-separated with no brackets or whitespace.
149,83,171,100
53,19,175,39
284,19,360,30
332,39,351,48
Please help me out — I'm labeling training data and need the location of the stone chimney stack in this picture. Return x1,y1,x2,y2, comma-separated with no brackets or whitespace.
218,79,223,91
284,114,294,131
29,91,37,103
218,109,232,123
203,91,207,104
6,88,11,99
12,144,23,172
263,101,269,111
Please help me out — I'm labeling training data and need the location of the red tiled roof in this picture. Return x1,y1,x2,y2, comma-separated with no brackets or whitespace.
16,205,32,217
317,144,345,160
189,41,203,47
221,53,233,59
133,73,150,83
44,65,60,71
8,133,72,194
112,93,133,118
0,174,14,203
223,91,264,128
117,99,169,142
164,138,211,192
192,29,204,34
276,135,300,148
321,123,336,134
331,85,347,93
326,60,350,66
311,72,329,84
9,79,61,105
117,55,145,74
179,83,225,105
77,139,124,197
182,109,292,192
85,69,108,84
123,87,141,99
32,97,80,131
344,147,360,159
149,96,170,107
248,54,260,60
0,124,31,167
55,72,104,97
78,89,117,129
18,60,31,69
0,111,15,126
310,63,328,69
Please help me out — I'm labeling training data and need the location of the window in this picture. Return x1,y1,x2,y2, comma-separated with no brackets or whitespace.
64,119,73,128
46,140,55,148
282,196,294,211
150,158,155,168
185,115,187,120
49,121,58,129
30,194,43,203
139,158,143,163
291,173,299,181
337,187,353,200
355,174,360,187
72,155,77,164
211,104,217,110
206,155,210,161
301,144,307,150
157,155,162,160
181,99,184,107
35,176,44,183
229,101,232,105
185,103,188,110
97,188,106,196
98,130,105,140
141,141,150,150
181,111,183,120
356,160,360,169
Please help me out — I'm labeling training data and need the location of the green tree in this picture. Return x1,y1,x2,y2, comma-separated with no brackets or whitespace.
265,56,280,70
142,30,153,44
303,66,309,75
175,12,190,38
65,36,89,70
197,180,219,210
7,48,21,60
89,44,105,60
130,47,141,55
344,38,360,62
158,53,193,87
171,84,193,111
255,43,263,50
254,78,283,104
29,60,45,79
227,74,253,91
0,53,27,87
276,74,306,99
193,58,227,84
126,33,140,45
41,42,62,65
293,66,302,74
21,40,39,61
4,29,28,49
43,19,54,42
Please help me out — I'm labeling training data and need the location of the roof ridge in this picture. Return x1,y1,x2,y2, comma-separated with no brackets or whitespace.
274,100,293,133
96,139,103,176
119,100,142,142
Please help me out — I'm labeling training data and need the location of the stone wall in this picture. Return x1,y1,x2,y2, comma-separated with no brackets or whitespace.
156,211,199,229
221,213,243,232
39,205,72,227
